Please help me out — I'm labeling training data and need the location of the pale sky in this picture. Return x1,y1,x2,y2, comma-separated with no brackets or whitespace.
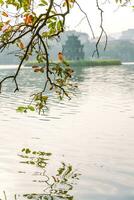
66,0,134,38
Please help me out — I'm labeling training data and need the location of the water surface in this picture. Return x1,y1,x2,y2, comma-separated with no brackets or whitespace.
0,64,134,200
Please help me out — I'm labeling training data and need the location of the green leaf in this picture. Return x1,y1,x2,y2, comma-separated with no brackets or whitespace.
28,105,35,111
38,3,45,6
16,106,26,113
57,20,63,31
32,151,37,155
40,0,48,6
48,22,56,29
30,161,35,165
22,148,31,154
25,148,31,154
45,152,52,156
22,148,26,152
42,96,48,102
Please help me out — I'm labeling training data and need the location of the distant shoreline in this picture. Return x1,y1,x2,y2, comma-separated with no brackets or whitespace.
25,59,122,67
122,62,134,65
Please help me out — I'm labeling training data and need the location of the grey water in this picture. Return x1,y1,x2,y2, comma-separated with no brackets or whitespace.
0,64,134,200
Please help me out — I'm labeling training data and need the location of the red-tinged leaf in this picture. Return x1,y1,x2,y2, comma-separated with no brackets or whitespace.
32,65,40,68
34,68,41,72
40,67,44,73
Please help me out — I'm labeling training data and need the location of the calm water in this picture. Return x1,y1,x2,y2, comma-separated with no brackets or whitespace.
0,64,134,200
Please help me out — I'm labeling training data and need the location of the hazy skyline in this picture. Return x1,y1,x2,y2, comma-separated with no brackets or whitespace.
66,0,134,38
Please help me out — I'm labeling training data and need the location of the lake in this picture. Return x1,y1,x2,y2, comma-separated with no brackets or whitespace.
0,64,134,200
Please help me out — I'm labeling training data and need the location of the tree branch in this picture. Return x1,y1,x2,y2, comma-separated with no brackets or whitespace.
75,1,95,39
92,0,108,57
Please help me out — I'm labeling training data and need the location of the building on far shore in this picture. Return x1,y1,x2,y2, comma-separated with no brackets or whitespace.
62,35,85,60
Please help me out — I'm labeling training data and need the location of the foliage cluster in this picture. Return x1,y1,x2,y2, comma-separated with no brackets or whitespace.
0,0,77,113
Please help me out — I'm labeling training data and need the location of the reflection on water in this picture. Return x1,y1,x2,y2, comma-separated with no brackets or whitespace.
1,148,80,200
0,65,134,200
19,148,80,200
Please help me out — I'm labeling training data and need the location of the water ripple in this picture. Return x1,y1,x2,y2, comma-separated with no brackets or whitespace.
0,65,134,199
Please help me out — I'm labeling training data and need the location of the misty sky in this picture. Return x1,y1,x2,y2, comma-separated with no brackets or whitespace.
66,0,134,38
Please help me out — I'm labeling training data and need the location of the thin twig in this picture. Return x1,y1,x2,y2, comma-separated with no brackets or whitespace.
92,0,108,57
75,1,95,39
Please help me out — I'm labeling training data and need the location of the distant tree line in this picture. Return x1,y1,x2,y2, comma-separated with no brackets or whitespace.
97,40,134,62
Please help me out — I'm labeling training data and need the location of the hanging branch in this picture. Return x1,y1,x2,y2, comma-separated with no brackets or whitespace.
0,0,70,95
73,0,108,58
75,1,95,39
92,0,108,57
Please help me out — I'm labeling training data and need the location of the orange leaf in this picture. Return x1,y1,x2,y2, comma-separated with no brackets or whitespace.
24,14,33,25
2,12,8,17
5,20,10,25
32,65,39,69
19,41,25,49
58,52,63,61
34,68,41,72
33,67,44,73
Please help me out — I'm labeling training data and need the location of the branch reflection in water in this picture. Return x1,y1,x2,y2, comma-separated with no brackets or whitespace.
2,148,80,200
